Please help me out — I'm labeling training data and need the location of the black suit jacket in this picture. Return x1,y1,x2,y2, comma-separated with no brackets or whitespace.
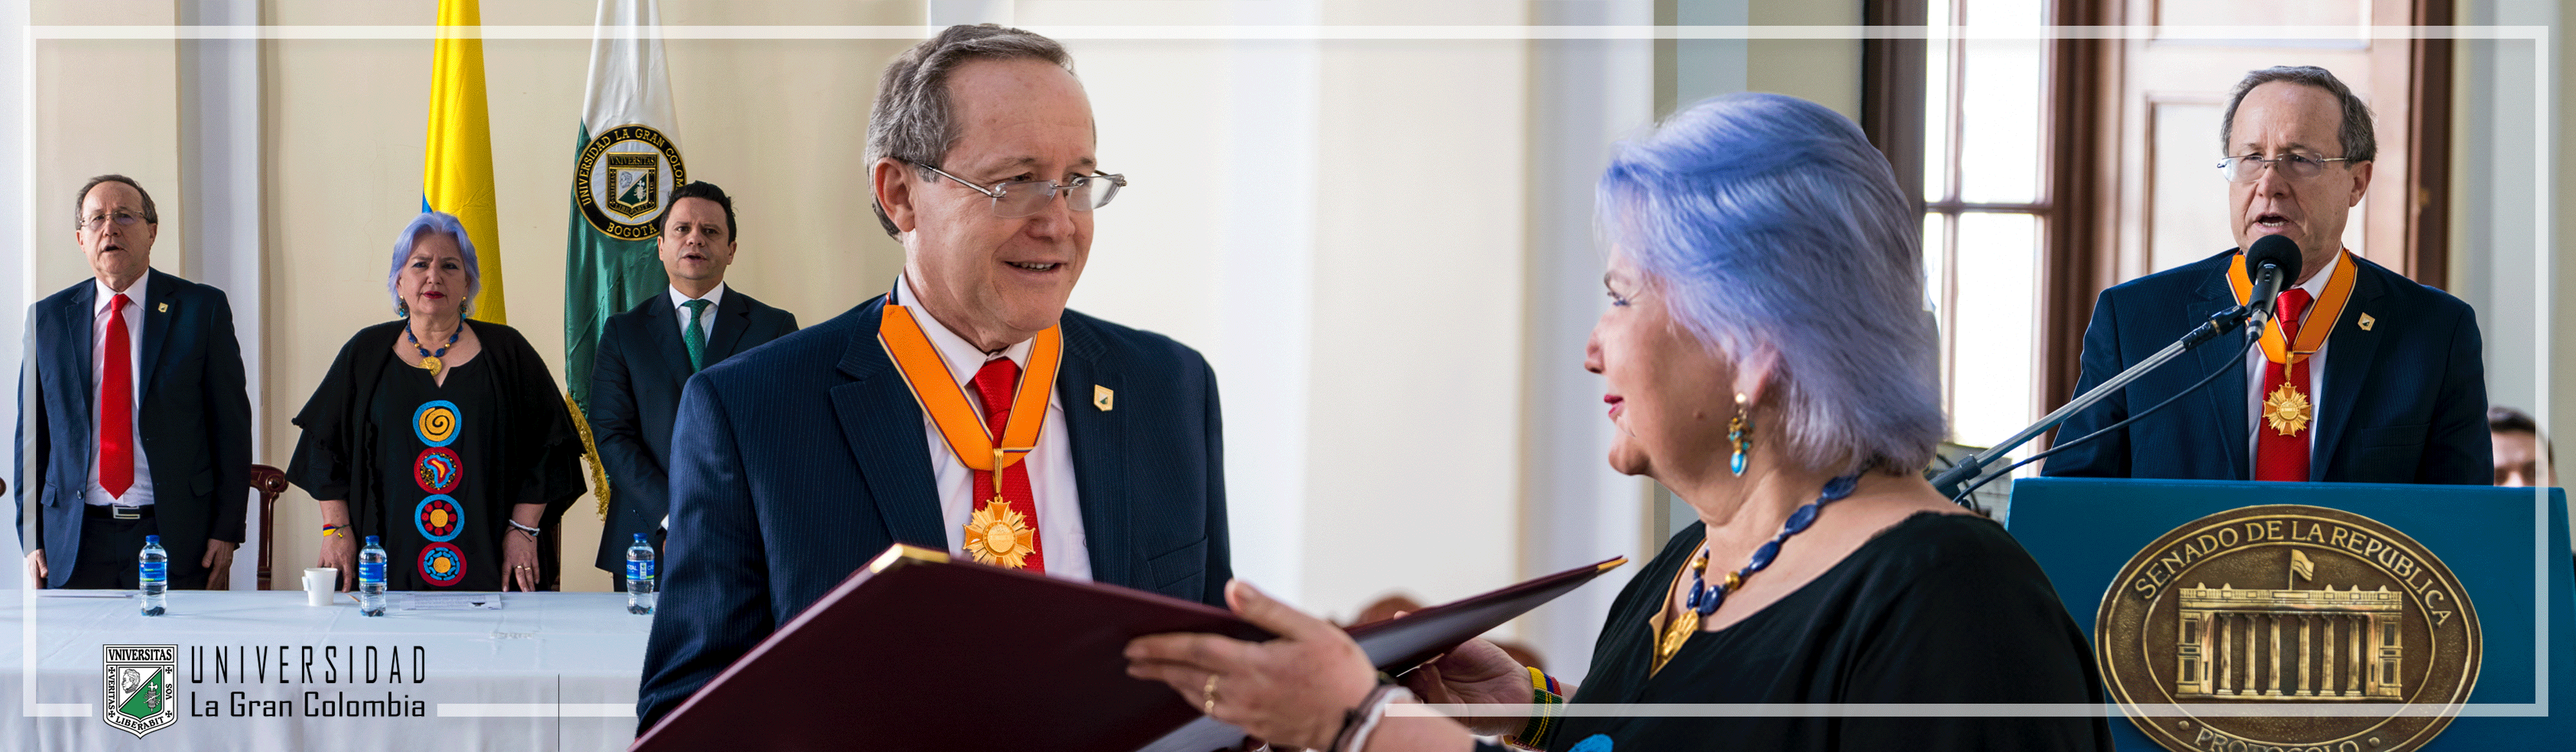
15,269,252,587
587,287,797,573
634,295,1231,729
2044,249,2490,484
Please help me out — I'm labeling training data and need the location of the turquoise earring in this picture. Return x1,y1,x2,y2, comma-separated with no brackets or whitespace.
1728,392,1752,476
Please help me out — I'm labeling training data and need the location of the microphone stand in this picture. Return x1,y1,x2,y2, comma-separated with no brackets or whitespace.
1932,300,2271,502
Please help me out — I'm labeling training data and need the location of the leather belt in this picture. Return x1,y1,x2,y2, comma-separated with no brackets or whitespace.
85,505,155,519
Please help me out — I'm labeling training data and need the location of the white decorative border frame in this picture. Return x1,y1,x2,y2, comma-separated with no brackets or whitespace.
5,23,2553,722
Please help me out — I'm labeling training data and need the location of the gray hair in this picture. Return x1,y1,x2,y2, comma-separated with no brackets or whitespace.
2221,66,2376,162
74,175,159,228
865,24,1075,237
386,211,482,318
1597,93,1945,476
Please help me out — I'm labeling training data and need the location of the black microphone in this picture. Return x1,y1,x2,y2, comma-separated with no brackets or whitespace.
2243,235,2304,318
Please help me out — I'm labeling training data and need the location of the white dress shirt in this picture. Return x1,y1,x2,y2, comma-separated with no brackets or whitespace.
894,276,1092,581
669,282,728,343
86,278,155,507
2244,250,2340,467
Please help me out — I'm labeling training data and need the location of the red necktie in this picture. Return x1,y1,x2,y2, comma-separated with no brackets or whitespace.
99,293,135,499
2254,289,2315,482
970,358,1045,572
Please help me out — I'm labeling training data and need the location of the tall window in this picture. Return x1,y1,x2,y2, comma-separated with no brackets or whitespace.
1921,0,2051,459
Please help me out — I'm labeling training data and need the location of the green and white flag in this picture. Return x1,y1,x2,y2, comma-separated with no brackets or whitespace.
565,0,685,409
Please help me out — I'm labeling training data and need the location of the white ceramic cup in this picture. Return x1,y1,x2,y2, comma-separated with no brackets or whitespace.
303,568,337,606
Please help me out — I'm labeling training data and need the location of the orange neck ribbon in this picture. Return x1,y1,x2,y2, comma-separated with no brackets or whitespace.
2228,250,2358,366
878,304,1063,476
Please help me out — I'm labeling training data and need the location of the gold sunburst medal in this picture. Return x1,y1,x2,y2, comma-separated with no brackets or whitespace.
962,499,1038,568
2262,383,2312,436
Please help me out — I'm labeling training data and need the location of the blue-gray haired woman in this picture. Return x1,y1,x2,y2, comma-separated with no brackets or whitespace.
288,212,585,593
1124,94,2112,751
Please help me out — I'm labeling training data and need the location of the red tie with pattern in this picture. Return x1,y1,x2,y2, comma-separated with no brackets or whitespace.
2254,289,2315,482
970,358,1045,572
99,293,135,499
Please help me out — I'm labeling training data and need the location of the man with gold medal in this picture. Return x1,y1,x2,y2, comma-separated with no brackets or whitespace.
636,25,1229,730
2047,66,2490,485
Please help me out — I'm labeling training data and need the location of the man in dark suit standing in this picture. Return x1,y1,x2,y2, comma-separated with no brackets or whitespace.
587,180,796,585
17,175,252,589
637,25,1226,728
2046,66,2488,485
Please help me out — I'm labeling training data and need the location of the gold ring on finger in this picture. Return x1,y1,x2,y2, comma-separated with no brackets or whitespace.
1201,673,1220,715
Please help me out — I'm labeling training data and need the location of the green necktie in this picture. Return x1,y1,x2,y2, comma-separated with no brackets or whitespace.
681,298,711,372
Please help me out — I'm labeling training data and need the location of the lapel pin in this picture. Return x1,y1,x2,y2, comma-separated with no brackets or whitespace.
157,302,168,313
2356,313,2375,331
1092,385,1114,412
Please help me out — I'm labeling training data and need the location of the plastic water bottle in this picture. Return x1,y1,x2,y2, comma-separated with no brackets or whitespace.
626,534,656,615
358,535,388,617
138,535,167,616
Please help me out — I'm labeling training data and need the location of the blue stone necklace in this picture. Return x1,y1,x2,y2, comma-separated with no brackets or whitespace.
1651,472,1863,673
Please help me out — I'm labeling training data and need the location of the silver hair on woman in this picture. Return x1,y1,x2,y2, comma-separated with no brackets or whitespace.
1596,92,1946,476
386,211,483,318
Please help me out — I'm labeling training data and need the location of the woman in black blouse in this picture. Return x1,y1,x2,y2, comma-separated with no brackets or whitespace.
1124,94,2114,752
288,211,585,592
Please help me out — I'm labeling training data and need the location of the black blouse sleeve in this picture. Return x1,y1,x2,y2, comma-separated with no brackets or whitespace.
286,325,392,501
488,324,589,520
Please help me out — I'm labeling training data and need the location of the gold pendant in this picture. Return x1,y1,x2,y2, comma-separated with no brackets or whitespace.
961,499,1037,568
1653,607,1699,674
2262,383,2312,436
419,356,444,376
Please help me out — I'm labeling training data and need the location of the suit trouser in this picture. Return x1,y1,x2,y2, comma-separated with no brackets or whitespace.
59,512,213,590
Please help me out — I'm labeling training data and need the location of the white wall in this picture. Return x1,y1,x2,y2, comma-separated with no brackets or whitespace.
2450,0,2573,550
2454,3,2553,422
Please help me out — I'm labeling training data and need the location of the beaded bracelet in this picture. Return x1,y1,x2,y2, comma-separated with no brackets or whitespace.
1499,666,1566,751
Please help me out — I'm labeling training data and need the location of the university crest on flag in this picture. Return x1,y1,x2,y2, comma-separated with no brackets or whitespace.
574,123,687,240
102,644,178,738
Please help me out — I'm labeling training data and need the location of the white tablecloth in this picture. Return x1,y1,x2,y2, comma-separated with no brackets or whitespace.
2,590,651,751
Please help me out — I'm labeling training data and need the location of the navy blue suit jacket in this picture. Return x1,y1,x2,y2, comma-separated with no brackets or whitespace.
2043,249,2490,484
587,288,797,574
634,295,1231,729
15,269,253,587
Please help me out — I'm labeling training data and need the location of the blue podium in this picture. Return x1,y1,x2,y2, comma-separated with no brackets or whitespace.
2005,478,2575,751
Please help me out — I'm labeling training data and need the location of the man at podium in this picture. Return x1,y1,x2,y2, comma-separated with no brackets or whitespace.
2045,66,2489,485
636,25,1229,729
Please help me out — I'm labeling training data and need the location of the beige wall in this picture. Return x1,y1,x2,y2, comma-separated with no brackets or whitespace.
1748,0,1862,119
1302,34,1532,617
35,0,184,285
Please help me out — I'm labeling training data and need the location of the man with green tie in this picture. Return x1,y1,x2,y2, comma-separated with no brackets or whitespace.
586,180,797,587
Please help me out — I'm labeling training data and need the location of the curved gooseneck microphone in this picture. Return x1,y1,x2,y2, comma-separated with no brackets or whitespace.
1929,235,2309,506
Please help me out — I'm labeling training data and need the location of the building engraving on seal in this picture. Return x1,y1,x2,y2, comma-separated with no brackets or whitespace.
2170,559,2404,699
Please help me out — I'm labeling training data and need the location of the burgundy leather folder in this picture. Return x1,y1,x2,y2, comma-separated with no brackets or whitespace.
631,545,1625,752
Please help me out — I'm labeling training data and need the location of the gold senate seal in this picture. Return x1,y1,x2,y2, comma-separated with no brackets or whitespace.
2098,505,2479,752
2262,383,2312,436
962,500,1038,569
